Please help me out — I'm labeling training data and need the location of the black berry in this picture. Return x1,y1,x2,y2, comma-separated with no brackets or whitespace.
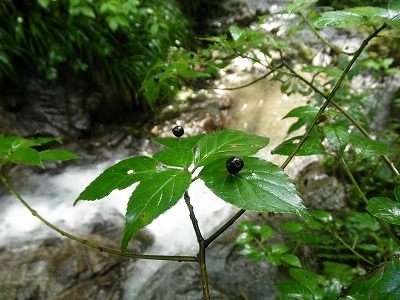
172,126,184,138
226,157,244,174
154,75,159,82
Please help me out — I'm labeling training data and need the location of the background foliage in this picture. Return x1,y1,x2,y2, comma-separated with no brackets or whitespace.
0,0,192,108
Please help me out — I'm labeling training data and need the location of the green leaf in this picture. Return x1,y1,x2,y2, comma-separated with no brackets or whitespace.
314,11,368,28
366,197,400,226
37,0,50,8
229,25,243,41
153,134,205,150
39,150,80,162
289,268,319,295
153,148,193,168
281,253,302,268
198,157,311,221
342,255,400,298
281,221,304,232
194,130,270,167
387,0,400,29
324,125,350,155
302,66,343,77
395,187,400,203
283,105,320,119
8,147,43,168
275,281,314,298
350,135,389,162
285,0,318,14
312,210,333,223
271,136,326,156
75,156,157,204
121,168,191,252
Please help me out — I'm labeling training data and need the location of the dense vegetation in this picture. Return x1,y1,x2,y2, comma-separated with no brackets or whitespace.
1,0,400,299
0,0,192,108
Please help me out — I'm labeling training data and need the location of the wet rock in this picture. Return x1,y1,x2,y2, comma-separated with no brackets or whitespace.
297,162,347,211
135,217,283,300
0,212,154,300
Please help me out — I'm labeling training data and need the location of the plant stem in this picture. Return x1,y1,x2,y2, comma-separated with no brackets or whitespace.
0,174,197,263
281,23,387,169
331,230,375,266
299,12,357,55
184,192,210,299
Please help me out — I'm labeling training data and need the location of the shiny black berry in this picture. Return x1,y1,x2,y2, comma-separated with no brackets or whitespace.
154,75,159,82
226,157,244,174
172,125,184,138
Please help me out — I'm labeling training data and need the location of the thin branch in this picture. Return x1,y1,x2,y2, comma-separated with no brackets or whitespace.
0,174,197,263
281,23,387,170
299,12,357,56
184,191,210,299
205,209,246,247
282,57,399,177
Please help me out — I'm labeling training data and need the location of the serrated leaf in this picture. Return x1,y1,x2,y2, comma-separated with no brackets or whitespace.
366,197,400,225
75,156,157,204
302,66,343,77
8,147,43,167
194,130,270,167
314,11,368,28
153,134,205,150
271,136,326,156
153,148,193,168
121,168,191,252
324,125,350,155
350,135,389,161
283,105,320,119
285,0,318,14
289,268,319,294
342,255,400,298
39,149,80,161
198,157,311,221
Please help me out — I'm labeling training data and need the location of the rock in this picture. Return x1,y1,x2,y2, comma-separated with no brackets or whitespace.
0,211,154,300
134,215,284,300
297,162,347,211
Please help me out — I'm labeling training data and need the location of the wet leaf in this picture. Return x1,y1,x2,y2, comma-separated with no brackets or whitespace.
314,11,368,28
75,156,157,204
341,255,400,299
350,135,389,161
366,197,400,225
194,130,269,167
199,157,312,221
324,125,350,155
121,168,191,251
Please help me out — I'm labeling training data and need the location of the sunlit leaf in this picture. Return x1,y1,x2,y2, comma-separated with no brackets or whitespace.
194,130,270,167
74,156,157,204
341,255,400,298
199,157,312,221
366,197,400,225
283,105,320,119
314,11,368,28
121,168,191,251
8,147,43,167
271,136,326,156
350,135,389,161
